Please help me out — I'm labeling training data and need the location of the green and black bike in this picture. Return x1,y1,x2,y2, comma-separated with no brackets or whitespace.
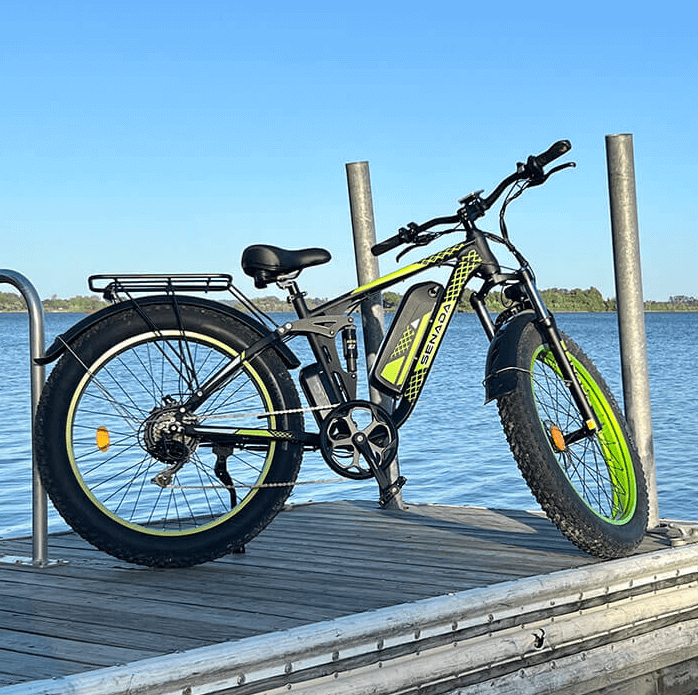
34,140,648,567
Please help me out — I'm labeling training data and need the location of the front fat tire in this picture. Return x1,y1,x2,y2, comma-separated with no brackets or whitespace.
35,302,304,567
497,323,648,558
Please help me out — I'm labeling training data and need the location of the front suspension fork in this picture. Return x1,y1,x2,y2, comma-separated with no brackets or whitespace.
519,269,600,435
473,268,601,435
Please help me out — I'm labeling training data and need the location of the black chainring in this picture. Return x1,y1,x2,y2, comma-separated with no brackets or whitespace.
319,400,398,480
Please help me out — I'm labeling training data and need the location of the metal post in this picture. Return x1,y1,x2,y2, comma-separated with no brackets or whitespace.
346,162,404,509
605,134,659,528
0,270,60,566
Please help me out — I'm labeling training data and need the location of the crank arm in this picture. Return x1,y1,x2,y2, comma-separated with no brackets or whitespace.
351,432,406,507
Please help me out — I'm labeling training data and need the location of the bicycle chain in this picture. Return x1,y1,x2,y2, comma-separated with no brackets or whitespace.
199,404,329,421
176,404,348,490
169,477,346,491
178,407,345,489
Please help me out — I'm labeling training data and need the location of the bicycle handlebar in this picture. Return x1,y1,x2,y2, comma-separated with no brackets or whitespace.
371,140,572,256
481,139,572,210
371,232,406,256
531,139,571,168
371,214,461,256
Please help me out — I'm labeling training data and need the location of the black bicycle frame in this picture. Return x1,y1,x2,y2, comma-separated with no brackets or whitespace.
183,226,598,449
183,231,500,447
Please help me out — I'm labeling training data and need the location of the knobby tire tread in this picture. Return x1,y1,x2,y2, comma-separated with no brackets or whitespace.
34,302,304,567
496,325,648,558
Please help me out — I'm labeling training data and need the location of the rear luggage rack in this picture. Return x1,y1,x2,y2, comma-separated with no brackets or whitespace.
89,274,234,301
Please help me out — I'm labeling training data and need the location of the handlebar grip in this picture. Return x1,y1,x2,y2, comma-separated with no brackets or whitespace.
532,140,572,168
371,233,403,256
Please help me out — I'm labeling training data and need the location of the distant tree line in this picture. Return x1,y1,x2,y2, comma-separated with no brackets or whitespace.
223,296,327,312
0,292,108,313
1,289,697,314
0,292,326,314
383,287,698,313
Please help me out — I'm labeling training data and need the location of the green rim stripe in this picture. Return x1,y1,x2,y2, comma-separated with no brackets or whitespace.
538,348,637,524
66,330,277,537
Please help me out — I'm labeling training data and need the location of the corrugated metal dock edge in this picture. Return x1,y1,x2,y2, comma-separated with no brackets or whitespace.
3,543,698,695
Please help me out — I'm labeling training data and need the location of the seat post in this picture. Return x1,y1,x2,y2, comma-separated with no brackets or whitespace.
282,279,345,403
283,280,310,319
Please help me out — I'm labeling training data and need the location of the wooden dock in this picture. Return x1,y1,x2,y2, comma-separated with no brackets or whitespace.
1,499,697,694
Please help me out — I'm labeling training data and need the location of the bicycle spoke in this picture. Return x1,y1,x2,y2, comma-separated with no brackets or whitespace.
531,349,632,521
68,331,279,534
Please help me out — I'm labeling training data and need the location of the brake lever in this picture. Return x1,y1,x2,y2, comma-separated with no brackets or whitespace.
527,160,576,187
395,233,439,262
549,161,576,175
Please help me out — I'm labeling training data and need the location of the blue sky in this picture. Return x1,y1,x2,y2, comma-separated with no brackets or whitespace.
2,1,696,302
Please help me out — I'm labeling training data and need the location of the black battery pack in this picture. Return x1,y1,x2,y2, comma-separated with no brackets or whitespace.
370,281,443,396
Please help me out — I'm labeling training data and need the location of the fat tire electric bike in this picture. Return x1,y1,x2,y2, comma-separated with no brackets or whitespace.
34,140,649,567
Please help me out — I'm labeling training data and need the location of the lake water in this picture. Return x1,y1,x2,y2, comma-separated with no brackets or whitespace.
0,310,696,537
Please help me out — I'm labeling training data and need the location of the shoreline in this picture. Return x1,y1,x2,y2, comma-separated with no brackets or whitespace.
2,308,698,315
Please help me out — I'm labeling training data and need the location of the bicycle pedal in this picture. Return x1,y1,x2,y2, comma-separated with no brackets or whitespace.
379,476,407,507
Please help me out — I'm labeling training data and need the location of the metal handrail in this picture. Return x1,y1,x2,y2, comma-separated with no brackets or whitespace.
0,270,53,566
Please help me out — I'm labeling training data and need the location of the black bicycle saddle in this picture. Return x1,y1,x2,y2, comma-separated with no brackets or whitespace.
241,244,331,288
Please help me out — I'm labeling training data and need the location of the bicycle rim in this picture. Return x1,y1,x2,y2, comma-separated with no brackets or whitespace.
66,329,278,536
532,346,638,524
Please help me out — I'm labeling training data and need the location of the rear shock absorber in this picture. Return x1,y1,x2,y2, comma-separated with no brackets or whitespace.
342,325,358,378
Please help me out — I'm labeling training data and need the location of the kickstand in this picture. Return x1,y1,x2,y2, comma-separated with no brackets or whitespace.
213,445,246,554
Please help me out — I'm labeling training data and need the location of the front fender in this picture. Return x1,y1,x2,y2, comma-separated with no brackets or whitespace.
483,311,541,403
36,295,300,369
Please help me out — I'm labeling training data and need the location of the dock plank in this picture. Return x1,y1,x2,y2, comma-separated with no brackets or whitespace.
0,500,670,687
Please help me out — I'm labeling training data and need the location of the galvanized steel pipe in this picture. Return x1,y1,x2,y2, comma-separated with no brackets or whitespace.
345,162,403,508
345,162,388,396
605,134,659,527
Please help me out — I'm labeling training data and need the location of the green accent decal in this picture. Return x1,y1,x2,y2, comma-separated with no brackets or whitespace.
402,249,481,403
380,311,433,388
380,356,406,386
234,429,295,440
351,241,473,296
537,347,637,525
351,262,424,295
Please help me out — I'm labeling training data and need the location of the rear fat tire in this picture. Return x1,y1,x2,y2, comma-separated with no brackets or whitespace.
497,322,648,558
35,302,303,567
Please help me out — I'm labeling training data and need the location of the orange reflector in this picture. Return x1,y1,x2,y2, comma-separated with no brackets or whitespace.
96,426,110,452
550,425,566,452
